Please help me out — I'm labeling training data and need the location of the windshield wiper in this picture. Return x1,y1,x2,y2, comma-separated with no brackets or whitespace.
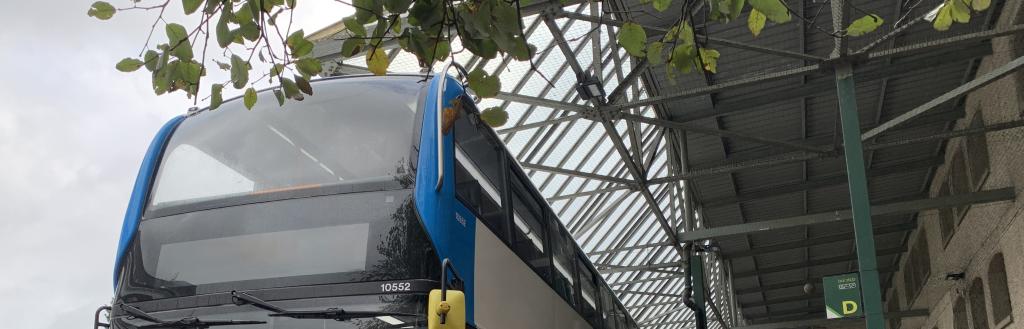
268,309,420,321
117,303,265,329
232,291,419,321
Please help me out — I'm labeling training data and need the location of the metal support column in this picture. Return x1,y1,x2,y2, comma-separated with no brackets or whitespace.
690,253,708,329
834,63,885,329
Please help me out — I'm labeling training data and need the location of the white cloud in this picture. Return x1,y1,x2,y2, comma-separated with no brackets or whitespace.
0,1,351,328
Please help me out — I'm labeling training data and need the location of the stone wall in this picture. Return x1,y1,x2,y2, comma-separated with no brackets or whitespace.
886,1,1024,329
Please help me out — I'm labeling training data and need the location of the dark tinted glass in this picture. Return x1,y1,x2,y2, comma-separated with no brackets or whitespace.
453,100,507,240
551,223,577,306
578,256,601,328
120,190,439,301
149,77,425,211
510,171,550,281
601,287,617,329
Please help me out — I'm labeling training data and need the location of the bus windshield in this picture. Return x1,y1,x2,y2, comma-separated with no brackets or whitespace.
119,190,439,301
147,76,426,212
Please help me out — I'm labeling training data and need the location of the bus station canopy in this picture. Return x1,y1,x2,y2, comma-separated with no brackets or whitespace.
309,0,1023,328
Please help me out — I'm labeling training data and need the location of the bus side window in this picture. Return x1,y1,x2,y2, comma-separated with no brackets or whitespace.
550,223,577,306
453,106,507,241
509,170,551,281
578,256,602,329
601,286,618,329
615,304,629,329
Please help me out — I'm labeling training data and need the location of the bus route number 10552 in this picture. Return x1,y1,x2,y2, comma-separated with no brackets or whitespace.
381,282,412,292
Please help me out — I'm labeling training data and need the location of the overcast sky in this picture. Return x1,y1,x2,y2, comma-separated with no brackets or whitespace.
0,2,351,327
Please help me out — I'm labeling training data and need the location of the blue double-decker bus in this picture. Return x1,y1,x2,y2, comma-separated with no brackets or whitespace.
99,72,641,329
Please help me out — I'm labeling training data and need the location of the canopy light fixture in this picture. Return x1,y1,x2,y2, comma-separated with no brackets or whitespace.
576,76,605,100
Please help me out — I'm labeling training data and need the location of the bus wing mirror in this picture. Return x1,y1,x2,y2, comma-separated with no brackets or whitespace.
428,289,465,329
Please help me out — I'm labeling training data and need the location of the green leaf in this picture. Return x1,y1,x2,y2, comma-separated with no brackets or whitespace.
273,89,286,106
678,22,695,45
408,0,442,31
286,0,297,9
647,42,665,65
698,48,720,73
366,47,389,75
933,4,953,31
972,0,991,10
462,37,498,59
235,5,254,24
384,0,413,15
216,12,233,47
846,14,884,36
479,107,509,127
115,58,145,72
230,54,249,89
467,68,500,98
354,0,383,24
179,61,202,85
617,22,647,57
270,63,286,77
295,75,314,95
210,84,224,110
281,77,303,100
748,9,767,37
727,0,746,20
183,0,203,14
214,60,230,70
950,0,971,23
287,30,315,58
343,17,367,37
245,0,260,21
670,44,696,73
166,23,189,44
88,1,115,20
243,87,257,110
653,0,671,12
341,38,365,57
493,2,520,35
748,0,791,23
237,22,260,41
143,50,160,71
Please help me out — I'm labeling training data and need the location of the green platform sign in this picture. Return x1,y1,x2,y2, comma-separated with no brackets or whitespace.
824,273,863,319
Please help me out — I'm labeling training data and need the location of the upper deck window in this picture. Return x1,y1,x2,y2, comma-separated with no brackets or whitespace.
148,76,425,211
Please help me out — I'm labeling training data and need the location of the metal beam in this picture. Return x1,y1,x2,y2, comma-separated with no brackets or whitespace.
742,295,823,309
730,247,906,279
648,116,1024,185
608,60,649,104
733,267,897,295
723,221,917,259
863,54,1024,139
548,185,632,201
610,274,688,287
611,25,1023,112
732,310,929,329
677,187,1015,241
700,157,942,208
493,92,592,113
745,307,927,322
672,43,992,123
497,114,583,134
610,65,821,110
640,319,694,327
555,11,826,62
619,113,830,154
627,300,682,310
591,240,673,256
599,261,686,274
518,162,633,185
